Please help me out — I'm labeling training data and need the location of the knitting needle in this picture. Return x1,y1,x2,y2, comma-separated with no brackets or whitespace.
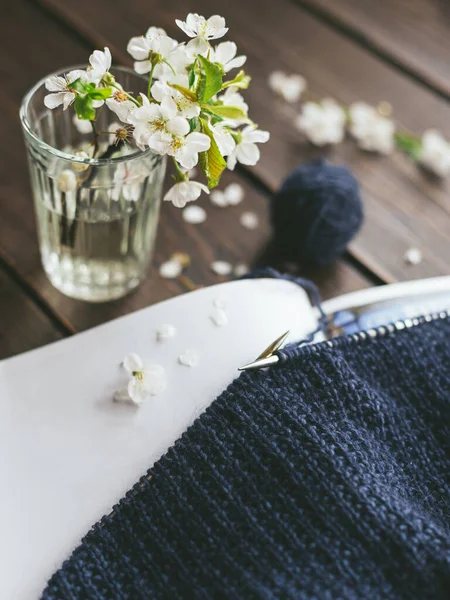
238,330,289,371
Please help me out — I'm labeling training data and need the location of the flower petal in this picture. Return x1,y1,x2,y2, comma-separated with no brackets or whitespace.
183,205,207,224
142,364,167,395
175,16,197,38
178,348,199,367
62,92,76,110
175,148,199,170
159,258,183,276
127,378,146,405
166,116,190,136
186,37,209,56
236,142,260,166
45,76,65,92
151,80,170,103
146,26,167,38
158,35,177,57
134,60,153,74
227,152,238,170
156,324,177,341
113,387,133,404
160,95,178,120
225,55,247,72
206,15,228,39
185,132,211,152
44,92,66,109
127,36,151,60
214,41,237,65
123,353,143,373
66,69,86,84
148,132,172,155
243,128,270,144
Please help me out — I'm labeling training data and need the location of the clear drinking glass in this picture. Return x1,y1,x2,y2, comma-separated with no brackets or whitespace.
20,66,166,302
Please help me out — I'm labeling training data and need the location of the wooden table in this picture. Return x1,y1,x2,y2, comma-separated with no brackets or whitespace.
2,0,449,360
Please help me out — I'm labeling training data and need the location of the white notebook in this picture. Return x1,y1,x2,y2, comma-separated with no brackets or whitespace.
1,275,450,599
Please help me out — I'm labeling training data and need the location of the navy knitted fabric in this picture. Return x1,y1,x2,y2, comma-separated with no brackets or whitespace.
42,319,450,600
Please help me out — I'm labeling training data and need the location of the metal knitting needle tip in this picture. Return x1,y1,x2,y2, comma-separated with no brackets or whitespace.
238,354,280,372
238,330,289,371
256,330,290,359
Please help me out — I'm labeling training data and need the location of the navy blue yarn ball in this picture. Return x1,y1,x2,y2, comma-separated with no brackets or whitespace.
271,159,364,266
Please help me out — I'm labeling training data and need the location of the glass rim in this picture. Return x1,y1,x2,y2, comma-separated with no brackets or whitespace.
19,64,156,166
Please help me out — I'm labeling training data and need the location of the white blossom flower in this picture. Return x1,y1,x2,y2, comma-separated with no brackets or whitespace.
156,324,177,341
210,122,236,156
211,41,246,73
419,129,450,177
106,89,137,123
85,47,112,85
57,170,77,192
404,247,423,265
240,211,259,230
296,99,346,146
44,69,85,110
227,125,270,170
348,102,395,154
164,181,209,208
129,94,189,151
182,205,207,224
178,348,199,367
268,71,306,103
127,28,177,75
150,130,211,170
151,78,200,118
114,353,166,405
210,182,244,207
211,260,232,275
176,14,228,54
73,114,93,134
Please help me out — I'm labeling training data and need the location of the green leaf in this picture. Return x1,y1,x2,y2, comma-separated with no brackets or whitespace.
89,87,113,100
74,94,95,121
170,83,197,102
221,70,251,90
196,55,223,103
198,118,227,188
205,104,247,120
188,68,195,88
70,78,90,93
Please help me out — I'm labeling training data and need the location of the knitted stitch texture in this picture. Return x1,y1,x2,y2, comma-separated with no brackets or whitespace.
42,319,450,600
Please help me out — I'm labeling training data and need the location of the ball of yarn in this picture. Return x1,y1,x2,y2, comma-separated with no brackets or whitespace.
270,159,364,266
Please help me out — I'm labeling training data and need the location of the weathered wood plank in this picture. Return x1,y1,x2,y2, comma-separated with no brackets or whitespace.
0,266,63,359
299,0,450,99
37,0,450,284
0,0,370,339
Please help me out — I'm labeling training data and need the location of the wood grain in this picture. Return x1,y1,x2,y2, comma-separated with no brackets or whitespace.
0,266,63,359
0,0,369,352
299,0,450,99
36,0,450,284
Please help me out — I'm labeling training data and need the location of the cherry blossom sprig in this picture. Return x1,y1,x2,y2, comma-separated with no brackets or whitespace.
269,70,450,178
43,13,270,207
